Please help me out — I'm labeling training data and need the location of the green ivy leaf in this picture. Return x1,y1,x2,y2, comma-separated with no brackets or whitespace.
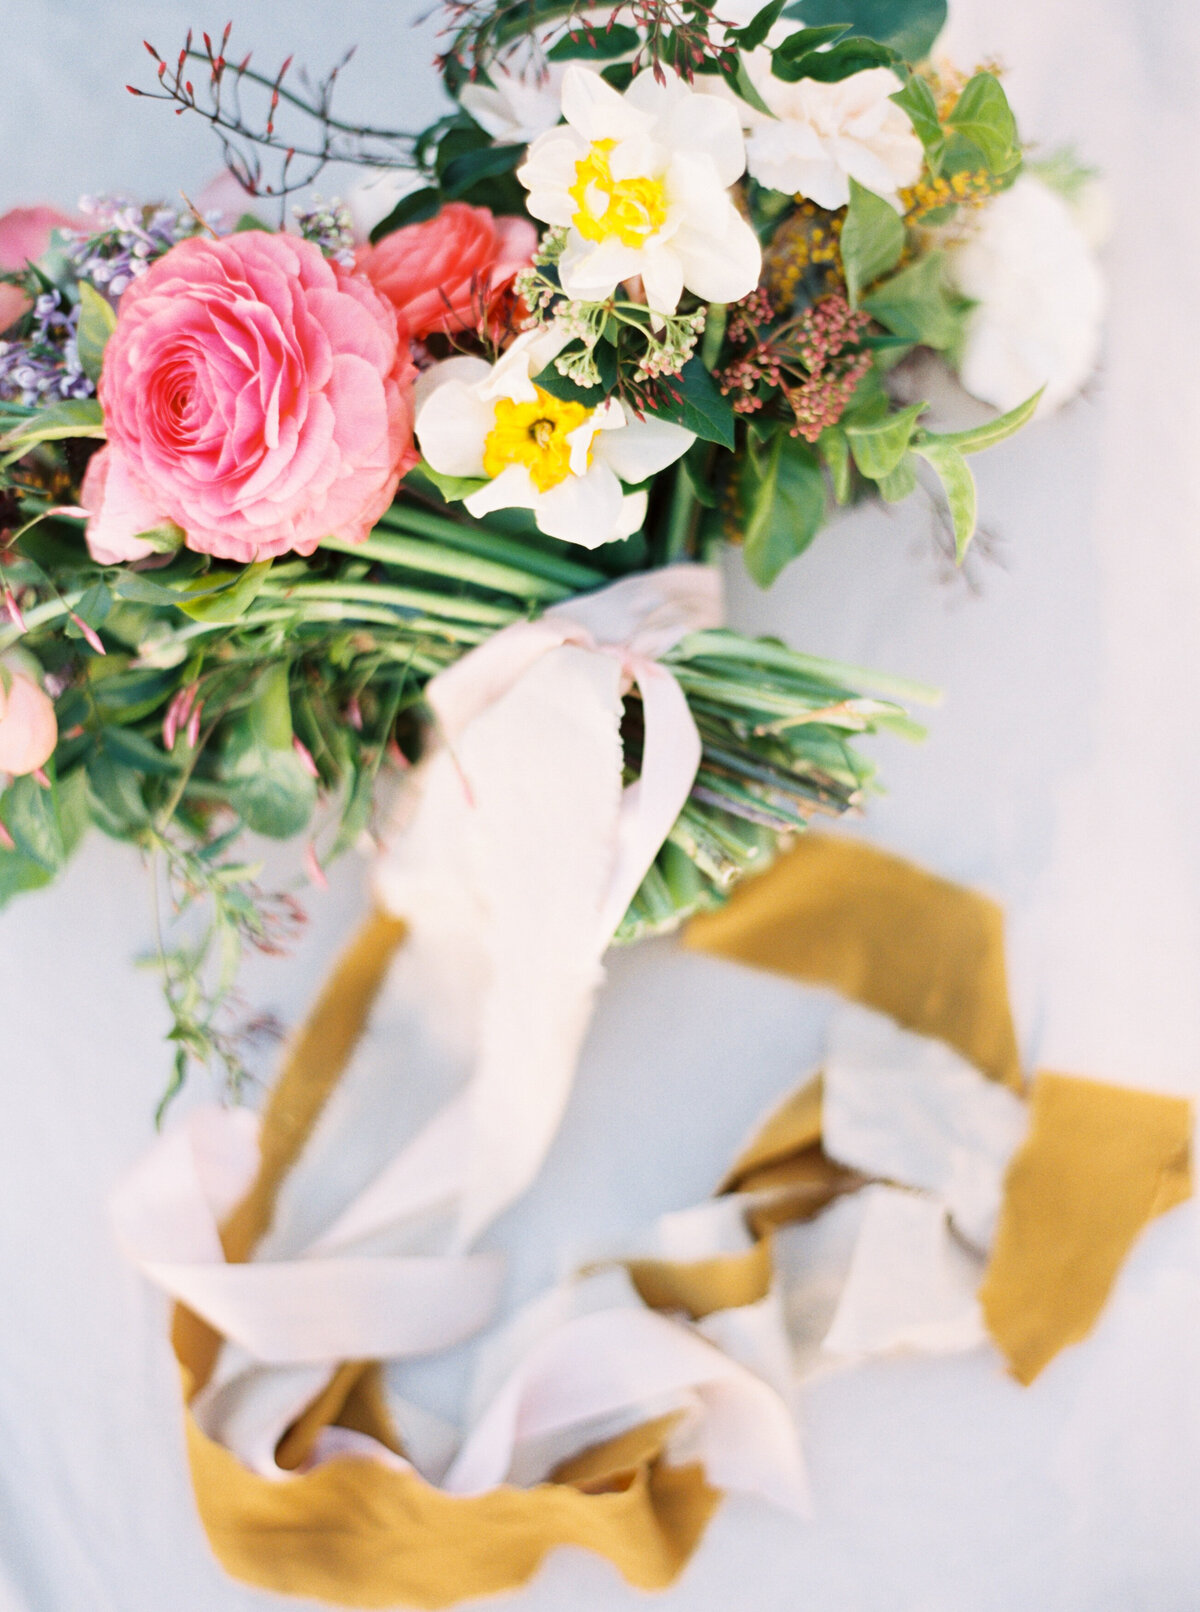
840,179,906,305
915,387,1043,454
913,438,977,559
740,433,827,587
781,0,947,61
76,282,118,384
947,72,1020,175
845,400,928,480
890,73,945,171
861,252,965,351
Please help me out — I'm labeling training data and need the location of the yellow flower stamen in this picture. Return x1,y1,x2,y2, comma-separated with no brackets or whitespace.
482,386,594,493
569,138,668,248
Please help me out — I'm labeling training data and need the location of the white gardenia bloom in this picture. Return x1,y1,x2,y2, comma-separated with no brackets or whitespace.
414,327,695,549
459,39,568,144
517,64,761,317
738,62,924,210
947,174,1105,416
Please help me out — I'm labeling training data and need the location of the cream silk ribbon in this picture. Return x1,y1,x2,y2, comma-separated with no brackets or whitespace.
371,562,723,1247
117,564,724,1476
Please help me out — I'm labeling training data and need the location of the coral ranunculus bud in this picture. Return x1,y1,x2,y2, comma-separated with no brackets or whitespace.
0,662,57,777
355,203,537,342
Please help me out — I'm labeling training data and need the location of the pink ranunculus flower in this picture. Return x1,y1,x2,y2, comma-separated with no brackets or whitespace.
0,660,57,776
355,203,537,342
0,205,78,330
86,231,418,565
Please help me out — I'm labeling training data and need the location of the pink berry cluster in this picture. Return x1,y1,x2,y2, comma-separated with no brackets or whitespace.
719,291,873,442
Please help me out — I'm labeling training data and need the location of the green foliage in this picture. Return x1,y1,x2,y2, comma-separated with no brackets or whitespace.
861,253,967,351
649,357,737,450
369,187,440,242
547,20,639,58
773,32,898,84
845,400,927,480
912,438,976,559
946,72,1021,175
0,397,105,460
890,73,945,171
840,179,906,305
76,283,117,384
922,388,1043,454
739,431,827,587
177,559,272,623
219,665,317,838
782,0,947,60
0,767,89,904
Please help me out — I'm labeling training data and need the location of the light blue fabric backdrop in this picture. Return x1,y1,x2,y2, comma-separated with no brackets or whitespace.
2,3,1199,1609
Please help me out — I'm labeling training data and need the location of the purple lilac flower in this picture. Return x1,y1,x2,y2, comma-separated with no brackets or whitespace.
63,194,223,299
0,290,92,406
292,197,356,266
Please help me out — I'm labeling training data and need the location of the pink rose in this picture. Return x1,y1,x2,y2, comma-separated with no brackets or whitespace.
355,203,537,342
86,231,418,565
0,205,77,330
0,661,57,776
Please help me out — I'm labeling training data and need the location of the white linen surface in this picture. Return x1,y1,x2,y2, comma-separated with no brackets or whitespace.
2,1,1200,1608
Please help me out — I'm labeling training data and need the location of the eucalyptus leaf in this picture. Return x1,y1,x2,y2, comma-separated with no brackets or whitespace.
845,400,928,479
913,438,977,559
76,282,117,384
840,179,906,304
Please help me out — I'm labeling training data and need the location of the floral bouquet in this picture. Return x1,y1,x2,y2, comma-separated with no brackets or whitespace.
0,0,1086,1105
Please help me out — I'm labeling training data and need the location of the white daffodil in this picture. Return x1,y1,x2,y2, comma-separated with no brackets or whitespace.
516,64,761,318
736,62,924,210
459,37,568,145
946,174,1105,416
414,327,695,549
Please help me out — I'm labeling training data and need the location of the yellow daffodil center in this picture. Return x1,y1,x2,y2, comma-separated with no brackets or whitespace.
569,138,668,248
482,386,594,493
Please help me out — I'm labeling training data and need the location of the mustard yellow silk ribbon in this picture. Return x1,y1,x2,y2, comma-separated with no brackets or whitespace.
175,833,1192,1605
